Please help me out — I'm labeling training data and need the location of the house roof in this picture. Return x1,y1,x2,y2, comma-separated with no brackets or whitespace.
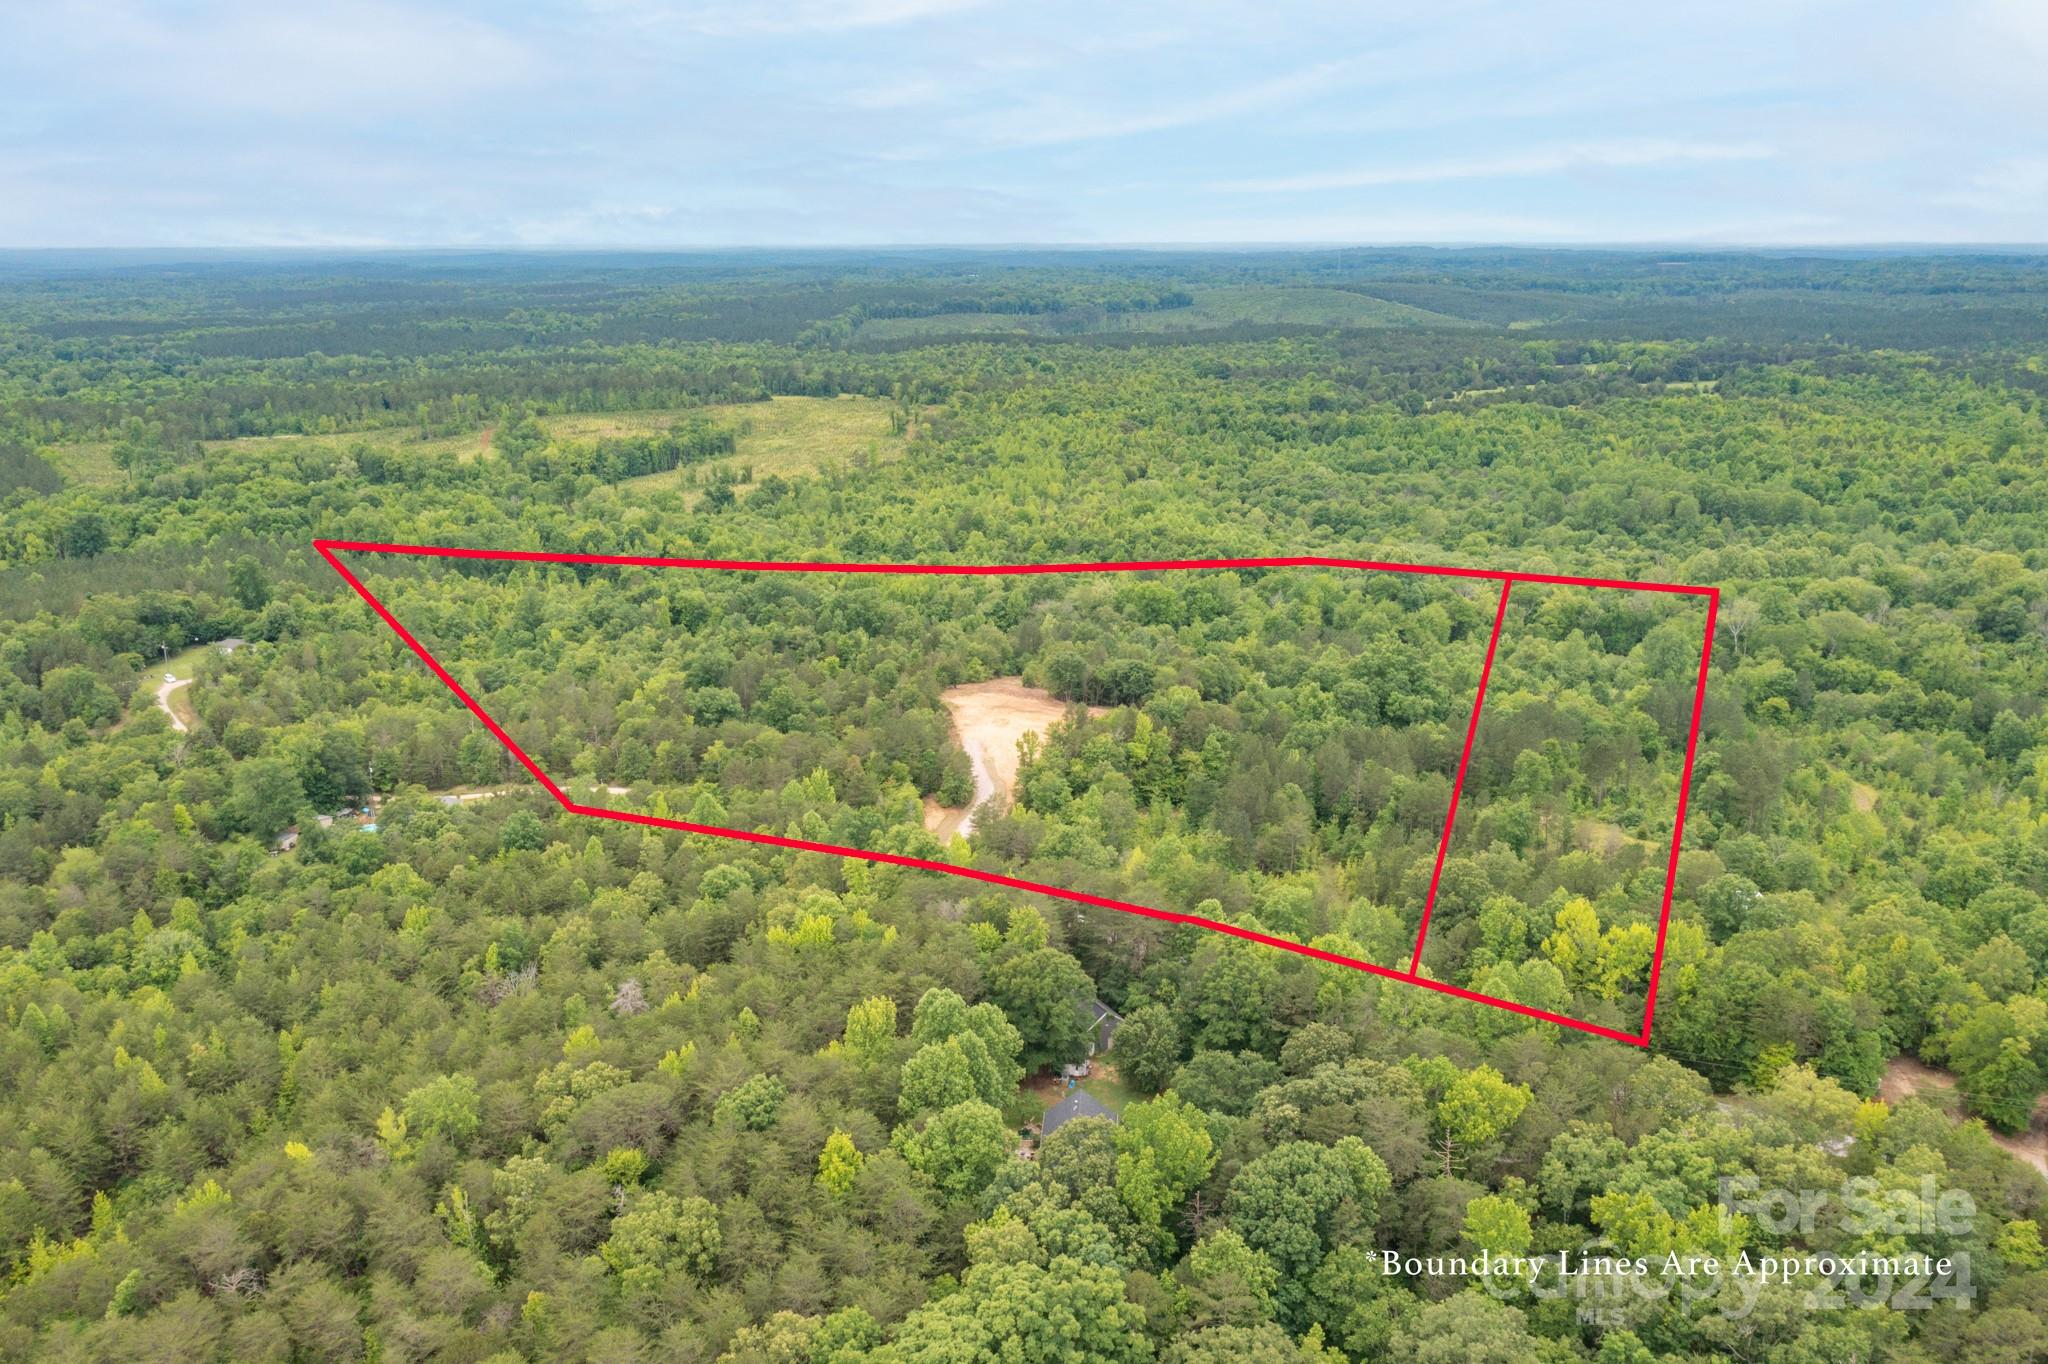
1041,1087,1115,1138
1091,1000,1122,1054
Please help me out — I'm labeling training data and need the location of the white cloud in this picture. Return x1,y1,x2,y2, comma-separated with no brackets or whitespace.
1932,155,2048,217
1922,0,2048,108
841,77,954,111
1115,206,1857,247
0,0,2040,245
1214,140,1776,193
962,59,1356,149
8,0,536,117
580,0,989,37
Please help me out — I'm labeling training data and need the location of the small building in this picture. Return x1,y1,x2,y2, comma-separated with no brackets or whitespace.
217,638,247,654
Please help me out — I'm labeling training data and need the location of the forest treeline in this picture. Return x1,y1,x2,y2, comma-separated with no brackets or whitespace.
0,252,2046,1361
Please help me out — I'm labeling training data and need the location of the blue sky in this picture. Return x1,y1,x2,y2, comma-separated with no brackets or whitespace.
2,0,2044,247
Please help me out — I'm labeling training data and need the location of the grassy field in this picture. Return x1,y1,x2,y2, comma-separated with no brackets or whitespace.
616,395,907,500
854,285,1473,340
38,425,482,479
157,643,215,680
37,396,905,496
1079,1072,1134,1115
40,442,120,486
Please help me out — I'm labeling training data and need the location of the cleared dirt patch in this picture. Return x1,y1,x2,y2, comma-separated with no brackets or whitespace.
1880,1056,1956,1105
1882,1056,2048,1177
922,679,1105,841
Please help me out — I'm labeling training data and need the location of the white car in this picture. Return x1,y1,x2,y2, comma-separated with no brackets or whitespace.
164,673,175,682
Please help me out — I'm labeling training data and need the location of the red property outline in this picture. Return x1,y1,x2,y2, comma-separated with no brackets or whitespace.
315,539,1718,1047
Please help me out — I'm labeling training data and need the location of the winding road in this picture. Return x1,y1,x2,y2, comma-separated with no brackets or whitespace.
155,676,194,733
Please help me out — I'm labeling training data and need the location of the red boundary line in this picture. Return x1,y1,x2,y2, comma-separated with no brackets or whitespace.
1640,590,1719,1037
314,538,1718,1047
1410,579,1511,974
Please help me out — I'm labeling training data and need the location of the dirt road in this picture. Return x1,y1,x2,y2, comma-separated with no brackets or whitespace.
923,679,1106,841
155,677,194,733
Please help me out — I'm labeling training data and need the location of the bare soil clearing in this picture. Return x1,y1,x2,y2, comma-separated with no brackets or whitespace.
922,679,1106,841
1882,1056,2048,1176
1879,1055,1955,1105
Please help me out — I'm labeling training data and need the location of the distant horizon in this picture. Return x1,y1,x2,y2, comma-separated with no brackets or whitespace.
3,241,2046,260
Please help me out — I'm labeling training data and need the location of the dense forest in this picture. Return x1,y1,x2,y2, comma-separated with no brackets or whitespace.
2,249,2047,1362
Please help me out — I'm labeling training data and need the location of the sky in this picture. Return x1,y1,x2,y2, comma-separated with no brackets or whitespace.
1,0,2045,248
